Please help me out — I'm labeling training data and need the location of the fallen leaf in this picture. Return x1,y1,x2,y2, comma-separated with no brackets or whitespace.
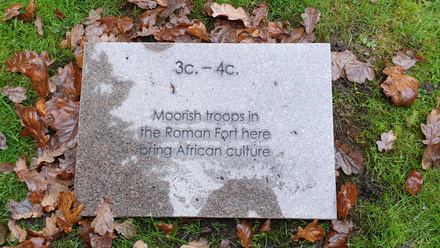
407,167,423,195
2,3,22,21
252,3,267,27
54,9,66,20
334,140,364,175
90,198,115,236
7,50,53,99
49,62,82,100
82,8,103,25
7,193,43,220
155,25,188,41
422,143,440,170
381,61,419,106
0,130,7,150
90,232,115,248
35,15,44,36
325,230,350,248
211,3,251,27
337,182,358,220
301,7,321,34
392,50,427,71
115,218,137,239
210,19,245,43
292,219,325,243
0,223,6,245
128,0,158,9
27,213,61,242
1,86,27,103
5,237,47,248
156,222,174,238
345,59,374,83
376,130,397,152
219,240,231,248
40,166,69,211
180,237,209,248
14,104,49,148
331,219,353,234
260,219,271,232
133,240,149,248
187,21,210,41
421,99,440,145
45,97,79,149
7,219,27,243
57,191,84,233
200,227,212,235
0,162,15,174
159,0,189,18
17,169,49,193
138,7,162,28
331,50,356,81
237,220,254,248
18,0,37,22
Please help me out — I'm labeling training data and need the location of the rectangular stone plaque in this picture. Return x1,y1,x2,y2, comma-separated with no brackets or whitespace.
75,43,336,219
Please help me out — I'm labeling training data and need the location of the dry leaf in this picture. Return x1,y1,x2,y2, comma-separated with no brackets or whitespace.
187,21,210,41
421,99,440,145
18,0,37,22
260,219,271,232
91,198,114,236
407,167,423,195
211,3,251,27
301,7,321,34
27,213,61,243
82,8,103,25
337,182,358,220
156,222,174,238
5,237,47,248
35,15,44,36
2,3,23,21
345,59,374,83
325,230,350,248
381,61,419,106
292,219,325,243
45,97,79,149
7,50,53,99
237,220,254,248
334,140,364,175
8,219,27,243
54,9,66,20
14,104,49,148
40,166,69,211
0,130,7,150
115,218,137,239
252,3,267,27
7,193,43,220
90,232,115,248
376,130,397,152
331,219,353,234
219,240,231,248
0,223,6,245
49,62,82,100
133,240,149,248
180,237,209,248
422,144,440,169
17,169,49,193
1,86,27,103
392,50,427,71
57,191,84,233
128,0,158,9
0,162,15,174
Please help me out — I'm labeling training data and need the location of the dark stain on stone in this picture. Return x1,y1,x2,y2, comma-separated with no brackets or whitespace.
198,179,284,218
143,43,173,53
74,50,173,217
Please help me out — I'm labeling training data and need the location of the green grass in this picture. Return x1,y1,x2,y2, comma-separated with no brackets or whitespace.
1,0,440,247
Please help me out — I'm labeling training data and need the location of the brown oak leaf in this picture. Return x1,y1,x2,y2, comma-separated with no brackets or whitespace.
45,97,79,149
422,144,440,170
392,50,427,71
301,7,321,34
138,7,162,28
156,222,174,238
27,213,61,243
82,8,103,25
7,193,43,220
18,0,37,22
54,9,66,20
210,19,245,43
40,166,69,211
381,61,419,106
0,130,7,150
337,182,358,220
219,240,232,248
334,140,364,175
0,162,15,174
331,219,353,234
237,220,254,248
252,3,268,27
376,130,397,152
331,50,374,83
180,237,209,248
159,0,190,18
57,191,84,233
211,3,251,27
35,15,44,36
91,198,115,236
2,3,23,21
17,169,49,193
421,99,440,145
14,104,49,148
7,219,27,243
49,62,82,100
187,21,210,41
128,0,158,9
407,167,423,195
1,86,27,103
114,218,137,239
292,219,325,243
0,223,6,245
90,232,115,248
133,240,149,248
325,230,350,248
7,50,53,99
260,219,271,232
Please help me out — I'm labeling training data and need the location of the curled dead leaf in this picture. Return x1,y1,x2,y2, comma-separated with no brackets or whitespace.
35,15,44,36
90,232,115,248
18,0,37,22
57,191,84,233
14,104,49,148
421,99,440,145
407,167,423,195
133,240,149,248
7,193,43,220
7,219,27,243
156,222,174,238
128,0,158,9
301,7,321,34
211,3,251,27
325,230,350,248
0,162,15,174
337,182,358,220
82,8,103,25
392,50,427,71
376,130,397,152
381,61,419,106
219,240,231,248
334,140,364,175
27,213,61,243
237,220,254,248
1,86,27,103
115,218,137,239
260,219,271,232
91,198,115,235
0,130,7,150
292,219,325,243
2,3,23,21
331,219,353,234
54,9,66,20
187,21,210,41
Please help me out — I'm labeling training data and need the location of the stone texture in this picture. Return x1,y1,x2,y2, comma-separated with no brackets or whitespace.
74,43,335,219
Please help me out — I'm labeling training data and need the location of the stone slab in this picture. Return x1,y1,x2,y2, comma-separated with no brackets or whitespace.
74,43,336,219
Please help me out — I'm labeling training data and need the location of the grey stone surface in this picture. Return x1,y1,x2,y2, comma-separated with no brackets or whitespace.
74,43,336,219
